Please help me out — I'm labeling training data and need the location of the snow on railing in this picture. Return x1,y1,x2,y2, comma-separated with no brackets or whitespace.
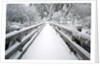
50,22,90,48
5,23,44,59
6,23,44,49
6,23,43,40
50,22,90,60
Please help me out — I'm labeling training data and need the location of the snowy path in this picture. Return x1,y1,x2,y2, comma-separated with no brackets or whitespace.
21,23,78,60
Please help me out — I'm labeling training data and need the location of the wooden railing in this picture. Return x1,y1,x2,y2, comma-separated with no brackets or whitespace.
50,22,90,60
5,23,45,59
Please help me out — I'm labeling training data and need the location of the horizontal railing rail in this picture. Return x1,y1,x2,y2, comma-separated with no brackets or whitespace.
50,22,90,48
50,22,90,60
5,23,44,59
18,27,43,59
6,23,43,40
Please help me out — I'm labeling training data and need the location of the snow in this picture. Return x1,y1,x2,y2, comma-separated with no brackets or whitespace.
9,31,40,59
51,22,90,47
21,23,78,60
6,23,44,59
5,42,20,58
9,51,21,59
54,28,90,59
6,23,43,39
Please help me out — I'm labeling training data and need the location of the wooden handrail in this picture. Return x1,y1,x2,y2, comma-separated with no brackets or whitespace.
50,22,90,48
18,27,44,59
50,22,90,60
5,23,44,59
6,23,43,40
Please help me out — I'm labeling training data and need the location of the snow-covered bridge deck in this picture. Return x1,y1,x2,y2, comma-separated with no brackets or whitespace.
21,23,78,60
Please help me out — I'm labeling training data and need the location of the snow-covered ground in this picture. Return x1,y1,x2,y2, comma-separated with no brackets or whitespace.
21,23,78,60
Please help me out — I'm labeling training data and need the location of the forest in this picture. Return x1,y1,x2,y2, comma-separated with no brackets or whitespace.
6,3,91,35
